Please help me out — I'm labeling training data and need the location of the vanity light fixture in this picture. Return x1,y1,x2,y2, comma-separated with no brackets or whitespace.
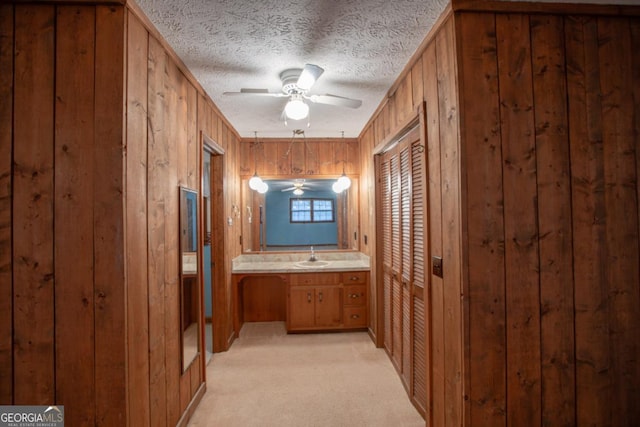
248,131,266,191
333,131,352,193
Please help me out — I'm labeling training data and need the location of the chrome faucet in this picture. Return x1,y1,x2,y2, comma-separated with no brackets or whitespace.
309,246,317,262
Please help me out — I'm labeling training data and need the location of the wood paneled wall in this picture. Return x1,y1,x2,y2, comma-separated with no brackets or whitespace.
238,137,359,178
457,7,640,426
1,2,242,426
359,1,640,425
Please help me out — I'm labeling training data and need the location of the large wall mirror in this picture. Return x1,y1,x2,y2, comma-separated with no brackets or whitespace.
241,177,359,252
180,186,200,372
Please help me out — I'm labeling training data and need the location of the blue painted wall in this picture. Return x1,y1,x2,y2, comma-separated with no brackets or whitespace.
265,190,337,246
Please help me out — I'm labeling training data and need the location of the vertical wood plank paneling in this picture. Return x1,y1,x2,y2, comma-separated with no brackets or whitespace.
0,4,12,403
163,59,180,427
411,59,424,111
565,17,610,426
94,5,126,425
54,6,96,424
530,14,575,426
147,35,168,427
125,11,150,426
457,12,506,427
496,14,541,426
423,41,444,427
436,17,463,427
12,5,56,405
633,22,640,307
597,17,640,423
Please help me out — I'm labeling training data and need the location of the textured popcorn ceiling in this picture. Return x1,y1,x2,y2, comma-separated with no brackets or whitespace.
134,0,634,138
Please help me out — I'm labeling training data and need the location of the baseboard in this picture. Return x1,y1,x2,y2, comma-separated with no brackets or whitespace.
176,382,206,427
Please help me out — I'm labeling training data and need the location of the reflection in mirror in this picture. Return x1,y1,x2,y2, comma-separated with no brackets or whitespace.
241,178,359,252
180,186,199,372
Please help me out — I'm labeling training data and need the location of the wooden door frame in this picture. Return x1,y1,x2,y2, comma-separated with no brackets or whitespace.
202,132,227,354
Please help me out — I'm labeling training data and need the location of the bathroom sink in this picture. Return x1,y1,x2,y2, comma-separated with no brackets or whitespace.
294,260,330,268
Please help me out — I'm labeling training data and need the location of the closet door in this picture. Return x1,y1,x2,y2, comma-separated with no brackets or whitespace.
380,158,393,355
411,136,429,416
377,125,429,413
400,143,412,387
390,152,402,371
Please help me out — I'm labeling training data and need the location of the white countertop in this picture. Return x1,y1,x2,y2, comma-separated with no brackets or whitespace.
232,252,370,274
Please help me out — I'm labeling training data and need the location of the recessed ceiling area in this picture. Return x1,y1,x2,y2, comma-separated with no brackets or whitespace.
135,0,637,138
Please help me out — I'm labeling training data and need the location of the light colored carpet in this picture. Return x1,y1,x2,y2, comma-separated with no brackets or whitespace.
187,322,425,427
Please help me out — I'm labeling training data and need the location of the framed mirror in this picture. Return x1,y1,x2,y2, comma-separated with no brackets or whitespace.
180,186,200,372
241,177,359,252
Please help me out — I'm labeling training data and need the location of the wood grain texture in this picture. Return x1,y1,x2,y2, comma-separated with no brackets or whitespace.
530,14,575,426
435,17,463,427
597,16,640,423
12,5,56,405
423,40,444,427
125,10,151,426
457,12,506,427
0,4,12,404
94,5,126,425
147,34,169,427
496,14,542,427
54,6,96,424
566,16,610,426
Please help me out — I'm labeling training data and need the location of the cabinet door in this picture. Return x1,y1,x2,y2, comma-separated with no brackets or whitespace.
315,286,343,327
289,286,315,328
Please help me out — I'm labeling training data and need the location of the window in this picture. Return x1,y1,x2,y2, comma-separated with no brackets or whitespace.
290,198,335,223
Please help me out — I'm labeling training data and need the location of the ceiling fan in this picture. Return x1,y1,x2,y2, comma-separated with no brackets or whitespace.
223,64,362,121
281,180,311,195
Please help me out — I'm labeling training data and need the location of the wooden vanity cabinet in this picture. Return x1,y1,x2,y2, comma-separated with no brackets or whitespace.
343,271,368,328
287,271,368,332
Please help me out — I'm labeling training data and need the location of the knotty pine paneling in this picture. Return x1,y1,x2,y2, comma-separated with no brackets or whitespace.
530,14,575,426
94,6,127,426
0,4,13,404
457,11,507,427
125,11,151,427
11,5,56,406
239,138,359,178
2,3,243,426
54,7,97,425
456,8,640,427
361,3,639,426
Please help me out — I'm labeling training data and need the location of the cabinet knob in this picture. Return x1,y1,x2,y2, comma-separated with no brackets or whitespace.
307,293,312,303
349,293,360,299
349,276,359,281
351,314,360,319
318,292,323,302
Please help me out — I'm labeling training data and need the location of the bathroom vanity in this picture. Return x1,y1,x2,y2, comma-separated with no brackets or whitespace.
231,253,369,334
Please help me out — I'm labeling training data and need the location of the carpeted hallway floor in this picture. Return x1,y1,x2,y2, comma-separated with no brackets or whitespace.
187,322,425,427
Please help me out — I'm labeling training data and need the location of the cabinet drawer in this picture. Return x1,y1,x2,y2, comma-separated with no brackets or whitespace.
290,272,341,286
344,285,366,306
344,307,367,328
342,271,367,284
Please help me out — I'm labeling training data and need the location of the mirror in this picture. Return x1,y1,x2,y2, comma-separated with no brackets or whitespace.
241,177,359,252
180,186,199,372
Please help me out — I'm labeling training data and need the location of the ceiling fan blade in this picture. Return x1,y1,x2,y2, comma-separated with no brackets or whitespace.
223,88,286,97
308,94,362,109
297,64,324,91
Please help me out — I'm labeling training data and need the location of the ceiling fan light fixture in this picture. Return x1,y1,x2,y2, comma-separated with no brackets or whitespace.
284,95,309,120
293,188,304,196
